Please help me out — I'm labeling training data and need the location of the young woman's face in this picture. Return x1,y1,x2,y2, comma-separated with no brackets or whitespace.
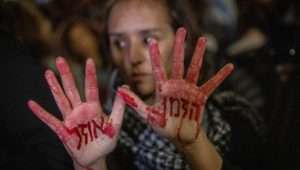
108,0,175,99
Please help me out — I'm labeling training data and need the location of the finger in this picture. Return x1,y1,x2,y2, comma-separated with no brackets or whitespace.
171,27,186,79
85,58,100,103
199,63,234,96
186,37,206,84
149,40,167,89
117,86,148,120
56,57,81,107
109,94,125,132
45,70,72,117
27,100,69,141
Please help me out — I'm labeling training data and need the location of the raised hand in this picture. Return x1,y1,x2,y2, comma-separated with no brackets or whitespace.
28,57,125,169
117,28,233,145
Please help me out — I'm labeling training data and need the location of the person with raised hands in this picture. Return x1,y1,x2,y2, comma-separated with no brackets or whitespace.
104,0,265,169
28,57,125,170
25,0,265,169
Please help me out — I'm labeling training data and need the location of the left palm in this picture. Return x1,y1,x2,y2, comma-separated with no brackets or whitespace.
28,57,125,167
118,28,233,144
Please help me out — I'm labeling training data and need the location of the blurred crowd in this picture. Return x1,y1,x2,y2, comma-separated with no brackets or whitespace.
0,0,299,169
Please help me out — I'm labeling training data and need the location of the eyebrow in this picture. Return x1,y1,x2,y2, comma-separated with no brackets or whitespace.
108,28,161,37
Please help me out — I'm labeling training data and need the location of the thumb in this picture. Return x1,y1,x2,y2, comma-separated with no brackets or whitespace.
117,86,148,120
109,93,125,133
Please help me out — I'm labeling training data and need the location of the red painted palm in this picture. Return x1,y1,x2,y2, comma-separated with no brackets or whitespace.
28,57,125,168
118,28,234,145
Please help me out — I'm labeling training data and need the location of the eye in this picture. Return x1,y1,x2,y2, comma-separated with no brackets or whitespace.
112,39,127,50
143,34,159,47
144,36,153,46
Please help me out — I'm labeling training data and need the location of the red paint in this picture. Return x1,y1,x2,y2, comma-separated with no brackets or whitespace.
87,121,94,142
92,118,115,137
79,123,89,145
162,97,167,114
189,103,200,121
103,122,115,138
92,118,102,138
176,114,201,145
159,96,203,143
92,118,104,138
65,116,115,150
144,97,202,132
169,97,180,117
118,91,138,108
150,40,166,82
146,107,166,127
181,98,189,119
163,97,201,121
65,126,82,149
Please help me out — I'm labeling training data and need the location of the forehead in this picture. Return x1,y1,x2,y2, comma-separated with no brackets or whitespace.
108,0,171,33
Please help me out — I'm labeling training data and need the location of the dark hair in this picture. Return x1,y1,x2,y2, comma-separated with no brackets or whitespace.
0,1,39,39
166,0,205,58
0,1,51,59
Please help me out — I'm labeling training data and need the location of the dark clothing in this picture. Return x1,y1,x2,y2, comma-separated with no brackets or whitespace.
0,31,73,170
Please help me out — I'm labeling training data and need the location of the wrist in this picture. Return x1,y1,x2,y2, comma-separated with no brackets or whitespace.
173,128,205,153
73,158,107,170
175,130,223,170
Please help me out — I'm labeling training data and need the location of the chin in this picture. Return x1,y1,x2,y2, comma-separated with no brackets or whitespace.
135,83,155,99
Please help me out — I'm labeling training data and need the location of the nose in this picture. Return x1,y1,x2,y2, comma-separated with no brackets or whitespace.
127,41,146,67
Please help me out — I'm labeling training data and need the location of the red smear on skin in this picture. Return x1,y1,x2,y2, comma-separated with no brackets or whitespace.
79,123,89,145
118,91,138,108
87,121,94,142
150,41,166,82
193,103,201,121
156,96,203,144
65,117,115,150
175,99,202,144
176,114,201,145
92,117,104,139
169,97,180,117
181,98,189,119
92,118,115,138
162,97,167,113
188,103,199,121
103,122,115,138
146,107,166,127
163,97,201,121
65,126,82,150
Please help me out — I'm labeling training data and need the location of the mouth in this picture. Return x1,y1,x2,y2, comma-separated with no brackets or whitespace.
131,73,150,82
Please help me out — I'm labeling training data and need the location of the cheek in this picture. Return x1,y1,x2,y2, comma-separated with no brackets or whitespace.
112,53,122,66
111,50,132,78
110,47,123,67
